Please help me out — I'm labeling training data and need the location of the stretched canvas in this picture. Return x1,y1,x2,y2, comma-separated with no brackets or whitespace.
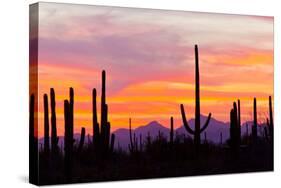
29,2,274,185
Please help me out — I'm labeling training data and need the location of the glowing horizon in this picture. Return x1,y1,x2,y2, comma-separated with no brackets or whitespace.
33,3,273,137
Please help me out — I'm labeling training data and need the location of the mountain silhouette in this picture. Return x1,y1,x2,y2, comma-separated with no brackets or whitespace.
114,121,169,150
113,116,229,151
38,116,265,151
113,115,267,151
135,121,170,137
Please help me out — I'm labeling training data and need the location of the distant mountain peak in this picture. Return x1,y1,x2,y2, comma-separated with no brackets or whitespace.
136,121,167,131
147,120,162,126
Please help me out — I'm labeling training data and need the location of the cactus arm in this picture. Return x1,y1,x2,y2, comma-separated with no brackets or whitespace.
200,113,212,133
180,104,195,135
128,118,135,152
269,96,273,127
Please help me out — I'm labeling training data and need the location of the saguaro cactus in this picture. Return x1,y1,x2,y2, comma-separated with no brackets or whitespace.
170,117,174,145
50,88,59,154
180,45,212,151
63,88,75,179
29,94,38,184
229,102,240,153
64,99,73,179
129,118,134,152
69,88,74,141
128,118,138,154
252,98,258,142
92,88,99,149
91,70,112,156
99,71,112,153
78,127,85,153
266,96,273,142
237,99,241,141
100,70,106,143
43,94,50,154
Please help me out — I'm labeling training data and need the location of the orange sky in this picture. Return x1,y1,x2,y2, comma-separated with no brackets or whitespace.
33,3,274,137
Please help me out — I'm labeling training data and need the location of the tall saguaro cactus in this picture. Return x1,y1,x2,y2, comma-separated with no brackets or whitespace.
170,117,174,145
63,88,75,179
29,94,38,184
92,88,99,149
180,45,212,151
99,70,111,152
91,70,113,155
100,70,106,143
43,94,50,154
50,88,59,154
128,118,139,154
266,96,273,143
64,99,73,180
237,99,241,141
69,87,74,141
252,98,258,142
229,102,240,154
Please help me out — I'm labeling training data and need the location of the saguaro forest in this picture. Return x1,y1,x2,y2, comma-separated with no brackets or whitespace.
29,3,273,185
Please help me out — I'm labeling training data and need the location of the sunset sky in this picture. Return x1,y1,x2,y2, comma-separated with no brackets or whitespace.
35,3,273,137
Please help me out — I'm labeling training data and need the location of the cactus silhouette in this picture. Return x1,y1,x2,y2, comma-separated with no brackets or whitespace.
180,45,212,151
266,96,273,143
100,71,112,153
237,99,241,142
100,70,106,144
92,88,100,150
128,118,135,153
128,118,139,154
50,88,59,154
252,98,258,142
30,50,274,184
69,87,74,142
43,94,50,154
78,127,85,153
170,117,174,145
64,88,75,180
29,94,38,184
64,99,72,180
90,70,113,155
229,102,240,154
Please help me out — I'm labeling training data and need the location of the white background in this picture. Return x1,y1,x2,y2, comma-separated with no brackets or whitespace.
0,0,280,187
